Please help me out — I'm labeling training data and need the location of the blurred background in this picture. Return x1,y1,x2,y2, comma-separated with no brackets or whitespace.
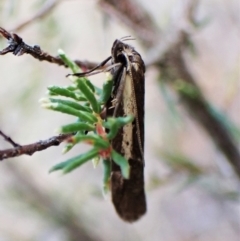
0,0,239,240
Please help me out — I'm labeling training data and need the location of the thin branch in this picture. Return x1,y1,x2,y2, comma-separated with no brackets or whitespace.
0,134,72,160
0,26,67,65
0,27,99,70
0,130,20,147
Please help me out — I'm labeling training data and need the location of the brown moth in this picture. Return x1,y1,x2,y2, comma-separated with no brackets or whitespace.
107,38,146,222
71,37,146,222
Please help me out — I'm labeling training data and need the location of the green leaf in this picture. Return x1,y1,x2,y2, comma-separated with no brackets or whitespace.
99,73,113,104
48,86,85,101
114,116,134,125
49,98,91,112
60,122,95,133
58,49,81,73
104,116,134,140
43,102,97,123
49,148,99,173
77,79,100,113
65,85,77,91
104,119,118,140
63,148,99,173
62,143,75,154
102,159,111,195
74,133,110,149
85,79,95,93
111,150,130,179
49,160,70,172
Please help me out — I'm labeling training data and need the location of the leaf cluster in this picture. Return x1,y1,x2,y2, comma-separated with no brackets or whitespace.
40,50,132,193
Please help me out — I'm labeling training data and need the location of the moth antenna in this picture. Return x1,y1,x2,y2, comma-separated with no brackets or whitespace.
120,35,132,40
66,56,112,78
122,38,136,42
120,36,136,42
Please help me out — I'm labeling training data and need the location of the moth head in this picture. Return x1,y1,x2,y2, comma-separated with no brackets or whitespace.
111,39,134,65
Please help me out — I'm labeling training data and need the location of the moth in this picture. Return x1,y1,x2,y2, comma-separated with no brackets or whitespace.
71,37,146,222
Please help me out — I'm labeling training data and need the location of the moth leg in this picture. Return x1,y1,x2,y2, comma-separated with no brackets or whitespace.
72,63,121,78
113,67,127,117
67,56,112,77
